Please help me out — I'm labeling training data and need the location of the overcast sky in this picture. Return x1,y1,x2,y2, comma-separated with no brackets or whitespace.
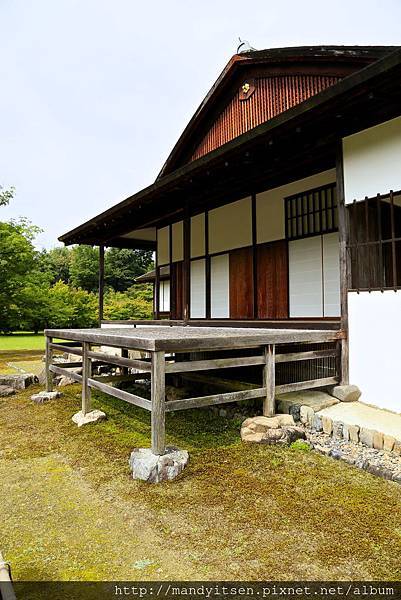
1,0,400,248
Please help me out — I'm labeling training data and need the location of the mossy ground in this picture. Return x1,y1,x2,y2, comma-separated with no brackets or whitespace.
1,376,401,582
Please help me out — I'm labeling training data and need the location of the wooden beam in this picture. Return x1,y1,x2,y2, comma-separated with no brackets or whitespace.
151,351,166,455
336,140,350,384
45,336,53,392
87,377,152,411
263,345,275,416
82,342,92,415
165,354,264,374
49,343,83,356
49,365,82,383
165,387,266,412
275,376,338,394
87,350,151,372
275,348,337,363
98,245,105,325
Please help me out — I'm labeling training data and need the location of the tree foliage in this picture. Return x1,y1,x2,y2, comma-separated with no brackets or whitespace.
0,191,154,332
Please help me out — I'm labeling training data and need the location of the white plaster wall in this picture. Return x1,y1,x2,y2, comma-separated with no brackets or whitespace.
348,291,401,413
172,221,183,262
157,226,170,266
256,169,335,244
191,213,205,258
208,197,252,254
343,115,401,203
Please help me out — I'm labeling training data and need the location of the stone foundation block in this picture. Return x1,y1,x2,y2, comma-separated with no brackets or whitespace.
31,391,62,403
322,416,333,435
313,413,323,431
1,374,36,390
393,441,401,456
241,415,304,445
300,405,314,425
383,435,395,452
360,427,375,448
72,410,106,427
343,424,360,444
332,421,344,440
373,431,384,450
0,385,16,397
129,447,189,483
329,384,362,403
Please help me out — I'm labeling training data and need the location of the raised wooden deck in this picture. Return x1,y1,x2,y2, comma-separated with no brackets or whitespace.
44,325,344,455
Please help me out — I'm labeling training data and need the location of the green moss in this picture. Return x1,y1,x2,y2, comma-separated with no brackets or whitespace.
1,379,401,582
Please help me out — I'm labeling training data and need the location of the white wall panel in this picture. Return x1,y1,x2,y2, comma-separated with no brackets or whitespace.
190,259,206,318
256,169,335,244
209,197,252,254
172,221,183,262
191,213,205,258
289,237,323,317
348,291,401,412
157,226,170,266
343,116,401,203
211,254,229,318
322,232,340,317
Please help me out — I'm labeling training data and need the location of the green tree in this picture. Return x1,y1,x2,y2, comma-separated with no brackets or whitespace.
47,282,98,328
0,186,15,207
105,248,153,292
38,246,71,285
69,245,99,292
0,217,40,332
103,285,153,321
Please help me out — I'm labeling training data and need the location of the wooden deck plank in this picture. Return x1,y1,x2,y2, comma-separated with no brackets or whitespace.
45,326,341,353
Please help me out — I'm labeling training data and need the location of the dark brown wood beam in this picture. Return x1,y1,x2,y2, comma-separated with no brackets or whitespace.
98,245,105,325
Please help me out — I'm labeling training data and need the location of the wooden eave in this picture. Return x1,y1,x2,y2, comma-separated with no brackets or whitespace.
59,47,401,248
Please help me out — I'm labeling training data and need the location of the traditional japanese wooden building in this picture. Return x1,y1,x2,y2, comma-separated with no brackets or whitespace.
55,45,401,449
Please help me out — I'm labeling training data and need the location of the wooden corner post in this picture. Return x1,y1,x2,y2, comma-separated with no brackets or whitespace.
151,351,166,455
98,245,105,326
45,335,53,392
336,140,350,385
82,342,92,416
263,344,275,416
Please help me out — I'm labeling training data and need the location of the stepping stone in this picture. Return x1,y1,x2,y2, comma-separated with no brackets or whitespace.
0,385,16,397
72,410,106,427
31,391,62,403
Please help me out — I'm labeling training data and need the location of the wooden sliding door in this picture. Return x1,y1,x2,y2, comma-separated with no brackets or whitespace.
256,240,288,318
229,247,254,319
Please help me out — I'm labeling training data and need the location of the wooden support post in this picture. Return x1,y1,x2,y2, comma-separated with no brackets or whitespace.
82,342,92,415
151,351,166,455
98,245,105,326
121,348,129,375
183,204,191,322
155,229,160,320
263,344,275,416
45,335,53,392
336,141,350,385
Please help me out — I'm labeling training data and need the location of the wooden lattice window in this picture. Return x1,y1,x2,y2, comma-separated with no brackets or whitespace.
285,183,338,240
347,191,401,291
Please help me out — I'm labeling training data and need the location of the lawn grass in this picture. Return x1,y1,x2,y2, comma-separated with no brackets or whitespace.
1,381,401,586
0,332,46,351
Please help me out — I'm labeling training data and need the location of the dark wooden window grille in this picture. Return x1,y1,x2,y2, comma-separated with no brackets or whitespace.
347,190,401,292
285,183,338,240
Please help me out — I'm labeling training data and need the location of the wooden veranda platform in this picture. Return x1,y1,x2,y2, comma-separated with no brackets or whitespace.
44,325,343,455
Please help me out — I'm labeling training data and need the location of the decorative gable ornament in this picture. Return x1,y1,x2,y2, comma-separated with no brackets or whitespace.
239,78,256,101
